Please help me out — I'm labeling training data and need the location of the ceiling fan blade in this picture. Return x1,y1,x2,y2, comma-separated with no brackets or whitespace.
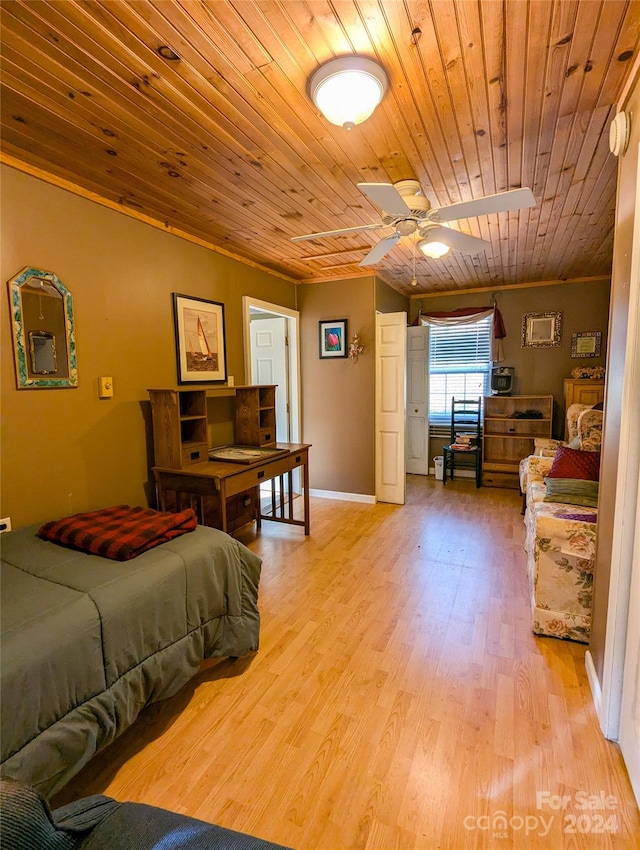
291,223,382,242
358,232,402,266
420,225,491,255
433,188,536,222
357,183,412,216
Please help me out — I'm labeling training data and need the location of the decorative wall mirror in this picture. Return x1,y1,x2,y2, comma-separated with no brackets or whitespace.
521,311,563,348
7,267,78,388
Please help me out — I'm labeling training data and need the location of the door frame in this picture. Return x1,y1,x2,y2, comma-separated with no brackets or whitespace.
595,140,640,805
242,296,301,445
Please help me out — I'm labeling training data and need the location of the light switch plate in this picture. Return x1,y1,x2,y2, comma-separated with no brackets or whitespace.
99,376,113,398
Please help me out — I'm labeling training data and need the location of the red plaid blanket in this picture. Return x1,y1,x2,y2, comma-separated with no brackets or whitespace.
38,505,197,561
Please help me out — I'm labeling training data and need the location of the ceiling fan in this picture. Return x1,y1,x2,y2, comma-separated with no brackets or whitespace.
291,180,536,266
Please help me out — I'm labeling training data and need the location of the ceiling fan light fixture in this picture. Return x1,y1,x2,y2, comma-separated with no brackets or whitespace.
418,239,451,259
309,56,388,129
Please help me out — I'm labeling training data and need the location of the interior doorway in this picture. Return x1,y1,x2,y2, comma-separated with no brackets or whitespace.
242,297,302,504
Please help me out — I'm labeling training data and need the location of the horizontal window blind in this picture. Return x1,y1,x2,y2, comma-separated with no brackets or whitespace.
429,316,492,423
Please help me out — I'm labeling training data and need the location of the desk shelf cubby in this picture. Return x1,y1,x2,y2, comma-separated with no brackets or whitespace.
148,385,277,469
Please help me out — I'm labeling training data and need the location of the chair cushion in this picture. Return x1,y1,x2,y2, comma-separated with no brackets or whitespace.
543,477,599,508
546,446,601,481
566,403,591,441
576,408,603,452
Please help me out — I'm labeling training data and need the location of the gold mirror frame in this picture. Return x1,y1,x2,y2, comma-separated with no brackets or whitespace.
7,266,78,389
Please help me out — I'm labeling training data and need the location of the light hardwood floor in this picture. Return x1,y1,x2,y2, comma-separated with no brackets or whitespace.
54,476,640,849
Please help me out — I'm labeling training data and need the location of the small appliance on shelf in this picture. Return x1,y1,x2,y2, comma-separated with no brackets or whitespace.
491,366,515,395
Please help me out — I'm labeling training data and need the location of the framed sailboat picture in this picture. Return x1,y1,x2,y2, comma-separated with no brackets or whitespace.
172,293,227,384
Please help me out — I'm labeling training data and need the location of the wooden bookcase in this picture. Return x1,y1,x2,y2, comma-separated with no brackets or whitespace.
482,394,553,489
148,385,277,469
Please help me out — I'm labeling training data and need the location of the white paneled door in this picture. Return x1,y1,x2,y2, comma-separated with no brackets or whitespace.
249,316,289,443
375,312,407,504
406,325,429,475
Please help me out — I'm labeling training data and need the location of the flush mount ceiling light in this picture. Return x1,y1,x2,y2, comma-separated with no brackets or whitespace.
308,56,388,130
418,239,451,259
609,111,631,156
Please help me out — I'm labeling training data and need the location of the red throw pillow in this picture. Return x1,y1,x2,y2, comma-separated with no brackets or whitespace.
547,445,601,481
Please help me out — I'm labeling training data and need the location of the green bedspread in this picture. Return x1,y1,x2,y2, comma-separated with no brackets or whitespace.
1,523,261,797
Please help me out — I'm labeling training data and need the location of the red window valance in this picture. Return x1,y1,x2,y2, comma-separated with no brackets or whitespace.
412,305,506,361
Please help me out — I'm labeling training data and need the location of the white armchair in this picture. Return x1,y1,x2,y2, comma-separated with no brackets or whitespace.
530,403,603,459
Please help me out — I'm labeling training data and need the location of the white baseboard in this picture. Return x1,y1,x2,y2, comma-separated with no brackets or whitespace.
309,489,376,504
585,650,602,718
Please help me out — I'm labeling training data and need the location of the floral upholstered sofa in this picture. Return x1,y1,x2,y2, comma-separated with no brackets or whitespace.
519,404,603,643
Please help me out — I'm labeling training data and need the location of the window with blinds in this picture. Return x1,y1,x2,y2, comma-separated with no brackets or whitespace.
428,316,492,424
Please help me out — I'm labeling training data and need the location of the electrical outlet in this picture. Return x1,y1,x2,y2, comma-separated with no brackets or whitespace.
0,517,12,533
227,375,234,387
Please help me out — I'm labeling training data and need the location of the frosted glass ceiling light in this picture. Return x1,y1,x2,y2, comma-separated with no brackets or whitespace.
418,239,451,260
309,56,388,130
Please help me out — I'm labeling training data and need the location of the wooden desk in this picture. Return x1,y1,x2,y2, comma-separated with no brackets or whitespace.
153,443,310,535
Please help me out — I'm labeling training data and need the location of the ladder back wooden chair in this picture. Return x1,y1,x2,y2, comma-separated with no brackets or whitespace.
442,397,482,488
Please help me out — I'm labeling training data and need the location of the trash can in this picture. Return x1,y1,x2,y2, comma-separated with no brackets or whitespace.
434,456,444,480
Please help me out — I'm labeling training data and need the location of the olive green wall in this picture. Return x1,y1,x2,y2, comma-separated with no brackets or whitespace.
409,280,610,439
376,277,410,314
1,165,296,528
298,278,377,496
297,276,406,497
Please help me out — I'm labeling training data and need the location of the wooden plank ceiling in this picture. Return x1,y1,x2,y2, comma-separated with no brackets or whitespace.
1,0,638,295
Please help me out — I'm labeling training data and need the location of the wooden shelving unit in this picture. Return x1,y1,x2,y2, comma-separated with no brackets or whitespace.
148,385,278,470
482,394,553,489
148,388,209,468
234,385,277,446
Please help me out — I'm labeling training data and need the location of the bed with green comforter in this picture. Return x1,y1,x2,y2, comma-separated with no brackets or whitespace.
0,523,261,797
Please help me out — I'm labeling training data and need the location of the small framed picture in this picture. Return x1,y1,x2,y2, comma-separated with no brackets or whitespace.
571,331,602,358
521,311,563,348
173,293,227,383
319,319,348,359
